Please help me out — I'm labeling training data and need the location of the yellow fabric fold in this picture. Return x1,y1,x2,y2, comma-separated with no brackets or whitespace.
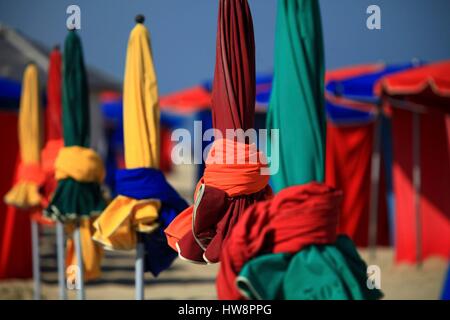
4,64,43,209
93,23,161,251
4,183,42,209
55,146,105,182
93,195,160,250
66,218,104,281
123,23,160,169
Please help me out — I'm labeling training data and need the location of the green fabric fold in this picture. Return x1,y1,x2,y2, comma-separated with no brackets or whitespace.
45,31,105,221
237,236,383,300
267,0,327,192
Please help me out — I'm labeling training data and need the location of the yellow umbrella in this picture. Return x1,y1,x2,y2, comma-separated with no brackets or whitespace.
93,18,161,250
4,64,43,209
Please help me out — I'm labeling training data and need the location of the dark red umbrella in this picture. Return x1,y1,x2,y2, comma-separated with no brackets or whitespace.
165,0,272,264
211,0,256,133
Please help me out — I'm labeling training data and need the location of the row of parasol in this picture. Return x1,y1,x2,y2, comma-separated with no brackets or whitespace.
153,41,450,266
1,14,188,299
155,61,450,264
122,60,450,265
1,0,448,300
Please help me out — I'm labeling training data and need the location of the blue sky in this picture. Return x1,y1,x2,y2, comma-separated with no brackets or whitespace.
1,0,449,94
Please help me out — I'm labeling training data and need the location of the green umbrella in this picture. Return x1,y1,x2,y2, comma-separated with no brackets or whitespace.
46,31,106,220
45,31,105,299
232,0,383,301
267,0,326,192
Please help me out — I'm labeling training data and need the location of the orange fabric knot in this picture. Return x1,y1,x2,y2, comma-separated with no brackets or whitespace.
165,138,271,251
17,162,45,185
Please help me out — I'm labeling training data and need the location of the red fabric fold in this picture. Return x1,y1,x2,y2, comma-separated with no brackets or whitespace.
165,0,263,265
216,182,342,300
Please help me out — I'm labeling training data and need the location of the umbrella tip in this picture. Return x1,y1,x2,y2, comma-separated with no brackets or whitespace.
54,44,60,51
135,14,145,24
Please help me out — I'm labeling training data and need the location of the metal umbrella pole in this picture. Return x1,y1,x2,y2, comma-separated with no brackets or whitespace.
73,225,85,300
368,109,382,260
31,218,41,300
135,233,145,300
56,221,67,299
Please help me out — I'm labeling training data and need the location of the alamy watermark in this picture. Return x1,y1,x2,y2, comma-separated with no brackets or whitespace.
366,5,381,30
367,265,381,290
66,5,81,30
171,123,280,176
66,264,81,290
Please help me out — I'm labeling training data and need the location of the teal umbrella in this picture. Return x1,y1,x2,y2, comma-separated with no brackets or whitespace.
267,0,326,192
227,0,383,301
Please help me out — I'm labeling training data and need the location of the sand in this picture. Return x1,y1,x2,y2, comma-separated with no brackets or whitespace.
0,230,446,300
0,165,447,300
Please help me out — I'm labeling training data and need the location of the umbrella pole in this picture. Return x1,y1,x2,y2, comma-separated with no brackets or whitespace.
56,221,67,299
369,111,382,260
412,112,422,268
135,234,145,300
73,226,85,299
31,219,41,300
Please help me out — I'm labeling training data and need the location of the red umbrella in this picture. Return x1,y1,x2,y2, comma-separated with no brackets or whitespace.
165,0,272,264
376,61,450,263
41,47,64,202
159,86,211,113
210,0,256,133
376,61,450,98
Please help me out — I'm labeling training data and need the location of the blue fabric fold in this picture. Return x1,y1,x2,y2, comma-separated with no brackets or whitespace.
441,264,450,300
116,167,188,277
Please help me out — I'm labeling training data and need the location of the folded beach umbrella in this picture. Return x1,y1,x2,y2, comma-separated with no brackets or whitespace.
93,17,188,278
45,30,105,282
3,64,45,299
42,46,66,300
266,0,326,192
164,0,272,264
41,47,64,199
2,65,42,295
4,64,44,209
217,183,383,300
216,0,383,300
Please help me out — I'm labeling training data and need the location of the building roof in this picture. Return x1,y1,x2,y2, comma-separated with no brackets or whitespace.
0,23,120,92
